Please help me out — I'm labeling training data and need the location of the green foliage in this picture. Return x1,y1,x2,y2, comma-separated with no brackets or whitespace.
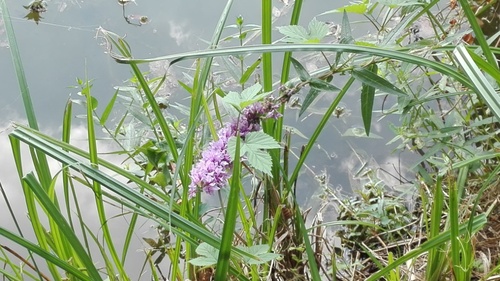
4,0,500,280
277,18,329,43
190,243,280,267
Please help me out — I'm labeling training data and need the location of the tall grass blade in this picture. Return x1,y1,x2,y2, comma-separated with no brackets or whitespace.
454,44,500,122
215,134,242,280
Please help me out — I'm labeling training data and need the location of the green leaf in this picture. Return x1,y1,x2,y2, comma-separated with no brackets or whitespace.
189,243,219,266
320,0,369,15
239,57,262,85
351,66,406,96
100,89,118,125
454,45,500,122
309,78,340,92
335,11,355,66
306,18,329,43
299,88,321,117
222,83,268,110
359,64,377,136
277,25,310,43
227,132,280,176
277,18,329,44
237,244,281,265
290,57,310,82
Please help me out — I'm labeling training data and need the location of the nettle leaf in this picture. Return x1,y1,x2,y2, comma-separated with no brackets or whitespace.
237,244,281,265
227,131,280,176
290,57,311,82
277,25,310,43
278,18,329,43
307,18,329,43
222,83,269,110
189,243,219,266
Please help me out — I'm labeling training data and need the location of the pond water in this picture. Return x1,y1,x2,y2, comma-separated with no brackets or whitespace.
0,0,416,278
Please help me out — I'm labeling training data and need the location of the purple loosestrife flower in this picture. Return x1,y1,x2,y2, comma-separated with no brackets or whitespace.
189,99,282,198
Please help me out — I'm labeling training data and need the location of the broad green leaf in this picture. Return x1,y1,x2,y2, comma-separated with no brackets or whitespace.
189,243,219,266
276,25,310,43
359,64,377,136
306,18,329,43
237,244,281,265
277,18,329,44
299,88,321,117
227,132,279,176
290,57,310,82
351,66,406,96
309,78,340,92
243,131,281,150
222,83,268,110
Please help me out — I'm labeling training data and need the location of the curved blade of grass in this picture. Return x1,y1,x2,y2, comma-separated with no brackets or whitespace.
22,173,103,280
112,44,472,89
366,213,487,281
454,44,500,122
0,227,92,281
8,127,255,275
457,0,497,68
82,74,124,279
0,0,38,130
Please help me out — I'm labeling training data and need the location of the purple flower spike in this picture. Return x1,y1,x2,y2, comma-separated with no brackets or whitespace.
189,98,282,197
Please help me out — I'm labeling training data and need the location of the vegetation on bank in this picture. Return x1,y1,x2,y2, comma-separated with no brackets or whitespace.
1,0,500,280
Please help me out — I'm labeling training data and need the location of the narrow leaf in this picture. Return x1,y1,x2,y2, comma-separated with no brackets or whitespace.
309,78,340,92
240,57,262,84
351,66,406,96
359,64,377,136
299,88,321,117
290,57,310,82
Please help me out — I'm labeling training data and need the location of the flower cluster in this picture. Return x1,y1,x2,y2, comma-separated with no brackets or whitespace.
188,99,281,197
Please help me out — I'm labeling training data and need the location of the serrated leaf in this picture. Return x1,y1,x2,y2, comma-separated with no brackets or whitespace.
277,25,309,43
351,67,406,96
309,78,340,92
222,83,267,110
307,18,329,43
188,243,219,266
245,149,273,176
278,18,329,43
237,244,281,265
290,57,310,82
227,132,279,176
360,64,377,136
299,88,321,117
243,131,281,150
